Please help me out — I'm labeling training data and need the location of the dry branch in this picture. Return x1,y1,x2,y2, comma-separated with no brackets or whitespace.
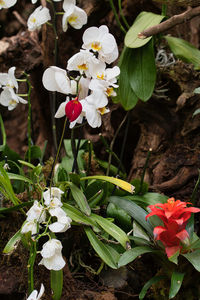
138,6,200,39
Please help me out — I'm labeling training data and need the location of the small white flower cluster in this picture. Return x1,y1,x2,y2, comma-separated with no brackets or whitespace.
43,25,120,128
28,0,87,32
0,0,17,9
0,67,27,110
21,187,71,271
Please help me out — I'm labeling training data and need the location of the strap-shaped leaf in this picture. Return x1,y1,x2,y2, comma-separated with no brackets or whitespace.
84,227,118,269
125,11,164,48
109,196,153,237
139,275,166,299
182,249,200,272
81,175,134,194
62,203,100,232
128,39,156,101
169,271,184,299
91,213,130,249
51,269,63,300
3,230,22,254
118,246,155,267
67,182,91,216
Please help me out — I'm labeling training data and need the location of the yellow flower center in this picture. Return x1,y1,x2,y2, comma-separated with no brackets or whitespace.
98,107,106,115
97,73,105,80
106,87,114,97
9,99,17,106
0,0,5,5
68,14,78,24
78,63,88,71
91,42,102,51
30,17,36,23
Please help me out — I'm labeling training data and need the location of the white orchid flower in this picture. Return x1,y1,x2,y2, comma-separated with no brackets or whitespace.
0,87,27,111
21,220,38,235
82,25,118,64
0,0,17,9
27,6,51,31
26,200,46,222
81,90,109,128
43,187,64,208
62,0,87,32
42,66,72,94
39,239,66,271
67,50,98,77
48,207,72,233
27,284,45,300
0,67,18,90
89,66,120,97
31,0,61,3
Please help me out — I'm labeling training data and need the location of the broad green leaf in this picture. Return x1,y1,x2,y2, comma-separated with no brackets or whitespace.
109,196,153,237
133,221,150,241
169,271,184,299
130,178,149,195
113,47,138,110
139,275,166,299
165,36,200,70
3,230,22,254
118,246,155,267
25,145,42,161
125,11,165,48
18,160,35,169
67,182,91,216
84,227,118,269
125,192,168,208
88,189,104,208
51,270,63,300
63,139,86,173
91,213,130,249
107,202,132,231
0,113,6,152
128,39,156,101
168,250,180,265
7,172,33,185
81,176,135,194
182,249,200,272
62,203,100,232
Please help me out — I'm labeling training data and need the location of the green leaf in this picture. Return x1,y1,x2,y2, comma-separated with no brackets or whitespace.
107,202,132,231
62,139,86,173
0,201,33,214
118,246,155,267
91,213,130,249
84,227,118,269
81,175,135,194
109,196,153,237
194,87,200,94
7,172,33,185
88,189,104,208
62,203,100,232
113,47,138,110
0,113,6,152
3,230,22,254
168,250,180,265
67,182,91,216
165,36,200,70
139,275,166,300
128,39,156,101
131,179,149,195
51,270,63,300
25,145,42,161
169,271,184,299
133,221,150,242
125,192,168,208
182,249,200,272
125,11,165,48
18,160,35,169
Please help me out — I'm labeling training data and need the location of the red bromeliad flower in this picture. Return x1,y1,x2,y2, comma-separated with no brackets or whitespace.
146,198,200,257
65,97,82,122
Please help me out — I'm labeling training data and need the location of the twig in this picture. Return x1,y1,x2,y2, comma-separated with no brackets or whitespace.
138,6,200,39
13,11,27,27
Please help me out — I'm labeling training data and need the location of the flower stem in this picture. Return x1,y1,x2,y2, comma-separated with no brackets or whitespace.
109,0,126,34
118,0,130,29
28,241,37,294
24,72,32,164
162,4,167,16
71,128,80,174
49,118,67,188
